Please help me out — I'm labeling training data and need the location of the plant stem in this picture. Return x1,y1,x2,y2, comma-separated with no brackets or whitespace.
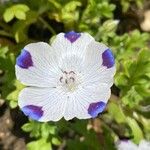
0,30,13,38
0,21,11,31
38,17,56,35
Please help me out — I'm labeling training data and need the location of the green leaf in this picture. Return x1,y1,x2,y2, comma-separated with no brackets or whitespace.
121,86,143,107
0,46,9,58
13,11,38,42
41,123,56,138
126,117,143,144
3,4,29,22
52,137,61,146
108,102,126,123
22,123,33,132
15,10,26,20
3,8,14,22
27,139,52,150
14,4,29,12
48,0,61,9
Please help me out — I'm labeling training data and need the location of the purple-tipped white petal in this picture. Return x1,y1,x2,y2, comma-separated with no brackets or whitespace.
51,32,94,67
18,87,67,122
64,84,111,120
83,41,115,87
15,42,61,88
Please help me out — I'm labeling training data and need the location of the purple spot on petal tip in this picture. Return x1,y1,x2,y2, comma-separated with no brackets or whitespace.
88,101,106,118
64,31,81,43
22,105,43,120
102,49,115,68
16,49,33,69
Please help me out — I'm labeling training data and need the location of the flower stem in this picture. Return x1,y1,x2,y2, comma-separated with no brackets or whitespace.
0,30,13,38
38,17,56,35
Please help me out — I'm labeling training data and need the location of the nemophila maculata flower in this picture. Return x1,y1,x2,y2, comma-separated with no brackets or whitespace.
116,140,150,150
15,31,115,122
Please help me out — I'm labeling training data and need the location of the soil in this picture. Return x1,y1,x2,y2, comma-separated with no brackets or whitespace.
0,100,28,150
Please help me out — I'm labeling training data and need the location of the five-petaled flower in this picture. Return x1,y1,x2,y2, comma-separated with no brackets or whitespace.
15,31,115,122
116,140,150,150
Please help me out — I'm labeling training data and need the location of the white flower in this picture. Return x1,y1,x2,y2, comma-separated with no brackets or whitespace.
116,140,150,150
15,31,115,122
139,140,150,150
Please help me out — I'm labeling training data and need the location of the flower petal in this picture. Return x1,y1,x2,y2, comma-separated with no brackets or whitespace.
64,84,111,120
84,41,108,69
116,140,138,150
50,32,94,74
84,41,115,69
64,31,81,43
18,87,67,122
15,42,61,87
83,41,116,87
139,140,150,150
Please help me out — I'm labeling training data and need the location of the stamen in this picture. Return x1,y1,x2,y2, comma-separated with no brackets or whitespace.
59,70,78,92
65,79,68,84
60,76,63,82
64,71,68,74
70,77,75,82
69,71,75,74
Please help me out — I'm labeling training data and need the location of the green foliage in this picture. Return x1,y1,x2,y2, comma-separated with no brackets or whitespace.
126,117,143,143
120,0,144,12
22,120,61,149
0,0,150,150
27,138,52,150
108,102,126,123
115,49,150,107
3,4,29,22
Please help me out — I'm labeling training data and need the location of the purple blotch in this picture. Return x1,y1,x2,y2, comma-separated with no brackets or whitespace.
64,31,81,43
16,49,33,69
102,49,115,68
22,105,43,121
88,101,106,118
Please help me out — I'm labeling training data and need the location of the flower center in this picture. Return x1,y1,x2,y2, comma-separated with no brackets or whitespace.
59,71,78,92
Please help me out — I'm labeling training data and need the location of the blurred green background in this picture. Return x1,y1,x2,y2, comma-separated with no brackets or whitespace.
0,0,150,150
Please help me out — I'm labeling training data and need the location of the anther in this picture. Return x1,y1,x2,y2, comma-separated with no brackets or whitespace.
70,77,75,82
64,71,68,74
69,71,75,74
60,77,63,82
65,79,68,84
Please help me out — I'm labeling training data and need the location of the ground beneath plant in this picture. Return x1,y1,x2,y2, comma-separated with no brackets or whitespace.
0,100,27,150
